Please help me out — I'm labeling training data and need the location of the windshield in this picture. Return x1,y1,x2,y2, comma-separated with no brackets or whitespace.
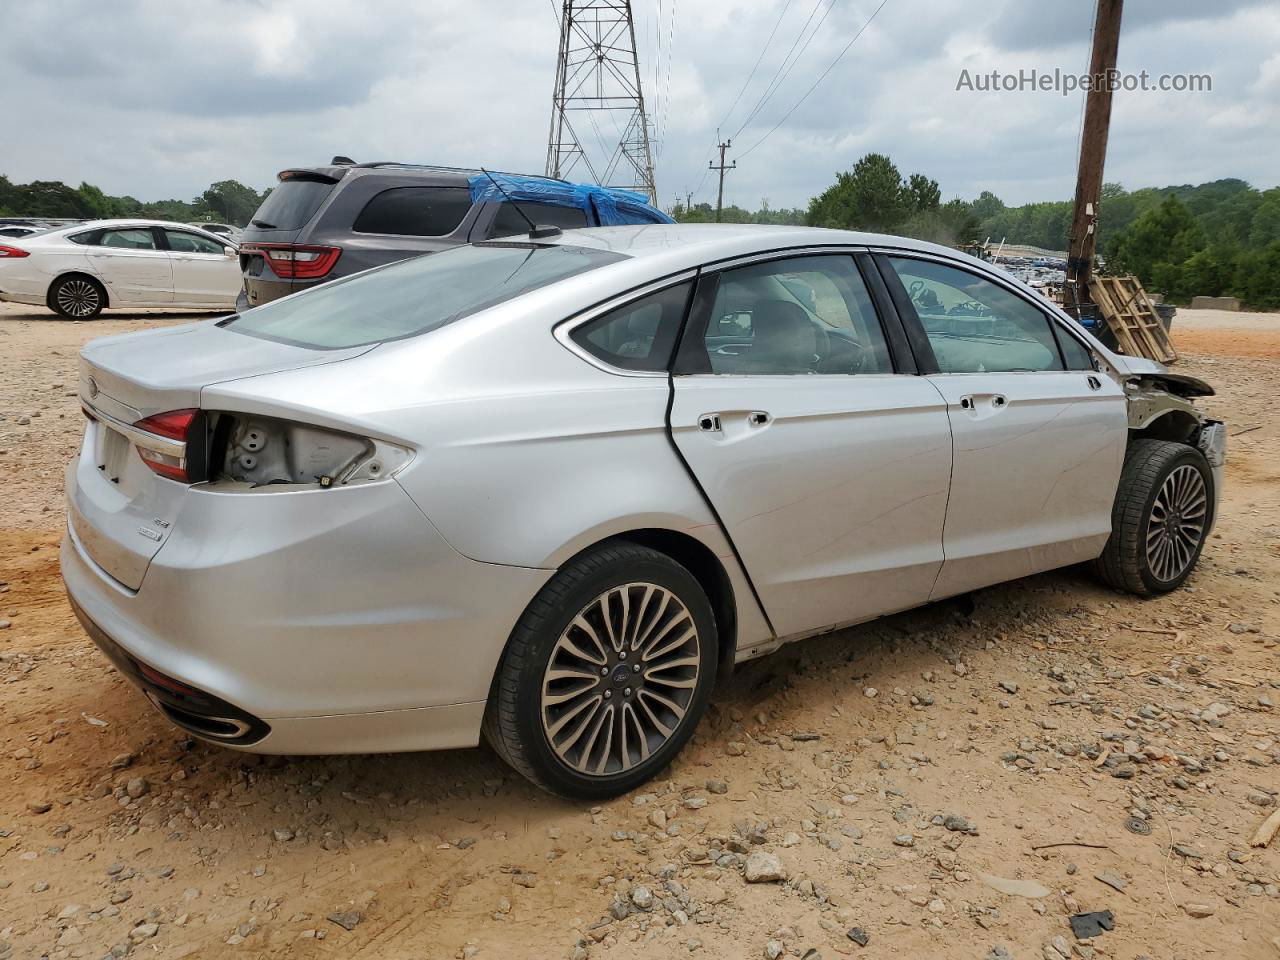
223,242,627,349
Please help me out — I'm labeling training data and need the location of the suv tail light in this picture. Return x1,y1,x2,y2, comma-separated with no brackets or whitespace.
0,245,31,258
241,242,342,279
132,409,205,483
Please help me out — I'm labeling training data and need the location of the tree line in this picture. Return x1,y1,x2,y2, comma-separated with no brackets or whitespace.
675,154,1280,309
0,176,269,227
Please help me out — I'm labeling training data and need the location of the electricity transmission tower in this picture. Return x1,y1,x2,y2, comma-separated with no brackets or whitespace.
546,0,658,202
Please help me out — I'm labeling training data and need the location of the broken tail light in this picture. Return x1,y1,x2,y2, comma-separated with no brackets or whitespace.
131,409,205,483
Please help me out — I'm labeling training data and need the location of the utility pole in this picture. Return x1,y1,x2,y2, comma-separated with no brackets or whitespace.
685,191,693,210
709,140,736,223
546,0,657,202
1065,0,1124,320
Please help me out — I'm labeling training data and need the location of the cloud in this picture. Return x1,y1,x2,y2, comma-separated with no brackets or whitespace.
0,0,1275,210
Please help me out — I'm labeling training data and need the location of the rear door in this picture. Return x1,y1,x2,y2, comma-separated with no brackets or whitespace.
669,252,953,639
879,254,1127,598
162,229,239,306
85,227,173,304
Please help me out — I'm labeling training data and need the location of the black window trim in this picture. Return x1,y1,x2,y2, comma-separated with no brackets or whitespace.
672,248,914,377
553,270,698,378
350,184,475,239
872,249,1099,376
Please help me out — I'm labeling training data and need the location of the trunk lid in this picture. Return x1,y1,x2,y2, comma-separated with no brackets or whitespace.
70,321,372,590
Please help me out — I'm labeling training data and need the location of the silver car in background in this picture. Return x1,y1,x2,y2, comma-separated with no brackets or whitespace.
62,224,1224,798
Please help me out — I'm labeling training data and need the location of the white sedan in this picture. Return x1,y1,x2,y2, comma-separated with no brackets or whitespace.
0,219,242,319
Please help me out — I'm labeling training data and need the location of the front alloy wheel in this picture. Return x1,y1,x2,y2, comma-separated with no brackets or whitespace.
485,541,717,799
1094,438,1214,595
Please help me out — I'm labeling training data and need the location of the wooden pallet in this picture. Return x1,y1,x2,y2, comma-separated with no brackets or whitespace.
1089,275,1179,364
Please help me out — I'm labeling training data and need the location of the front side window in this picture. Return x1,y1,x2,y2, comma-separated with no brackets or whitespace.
489,202,589,239
1054,326,1097,371
692,255,893,375
164,230,224,255
570,282,691,372
99,228,157,250
888,257,1064,373
224,242,626,349
353,186,473,237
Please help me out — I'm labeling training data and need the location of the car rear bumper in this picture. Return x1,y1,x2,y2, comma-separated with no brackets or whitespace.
61,471,552,754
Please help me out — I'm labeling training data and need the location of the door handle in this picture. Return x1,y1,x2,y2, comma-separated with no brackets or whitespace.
748,411,770,426
959,394,1007,412
1087,375,1102,391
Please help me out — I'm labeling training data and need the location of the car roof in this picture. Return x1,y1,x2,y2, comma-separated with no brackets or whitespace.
542,223,969,266
46,219,234,235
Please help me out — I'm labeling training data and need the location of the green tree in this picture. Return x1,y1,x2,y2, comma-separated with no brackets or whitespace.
807,153,909,232
193,180,264,226
905,173,941,212
970,189,1004,222
1109,195,1205,283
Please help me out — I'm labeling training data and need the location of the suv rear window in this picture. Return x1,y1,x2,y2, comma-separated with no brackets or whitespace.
251,178,335,230
490,202,589,239
224,242,627,349
353,186,472,237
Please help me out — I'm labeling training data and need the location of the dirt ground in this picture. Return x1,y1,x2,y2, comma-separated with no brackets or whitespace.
1,303,1277,960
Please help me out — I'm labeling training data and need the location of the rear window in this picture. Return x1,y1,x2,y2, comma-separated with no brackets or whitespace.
353,186,472,237
223,242,627,349
490,202,589,239
251,178,335,230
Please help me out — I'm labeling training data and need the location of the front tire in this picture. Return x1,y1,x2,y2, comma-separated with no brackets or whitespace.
49,275,106,319
1094,439,1214,595
484,541,717,799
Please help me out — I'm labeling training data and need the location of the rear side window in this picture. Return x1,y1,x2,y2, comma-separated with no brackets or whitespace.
353,186,472,237
224,242,627,349
100,228,158,250
570,282,692,372
252,178,335,230
489,202,589,239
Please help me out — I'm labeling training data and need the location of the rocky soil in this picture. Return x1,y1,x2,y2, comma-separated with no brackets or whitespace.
0,303,1277,960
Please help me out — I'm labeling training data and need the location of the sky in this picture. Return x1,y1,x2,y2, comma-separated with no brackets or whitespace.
1,0,1277,212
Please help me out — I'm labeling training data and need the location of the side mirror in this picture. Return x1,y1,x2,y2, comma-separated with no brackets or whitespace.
224,246,238,258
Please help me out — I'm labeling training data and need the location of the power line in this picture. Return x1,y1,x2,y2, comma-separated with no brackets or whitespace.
714,0,795,138
733,0,830,139
736,0,890,160
657,0,678,155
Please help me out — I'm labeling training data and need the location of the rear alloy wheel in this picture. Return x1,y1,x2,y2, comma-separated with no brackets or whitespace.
50,275,105,319
484,542,717,799
1094,439,1214,595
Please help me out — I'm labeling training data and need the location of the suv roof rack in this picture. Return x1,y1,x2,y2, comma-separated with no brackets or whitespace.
352,161,571,185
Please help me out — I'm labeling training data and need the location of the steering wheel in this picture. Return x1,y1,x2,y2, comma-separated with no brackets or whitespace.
908,279,926,299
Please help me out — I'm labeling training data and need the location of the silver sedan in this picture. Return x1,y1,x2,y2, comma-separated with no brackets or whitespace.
62,224,1224,798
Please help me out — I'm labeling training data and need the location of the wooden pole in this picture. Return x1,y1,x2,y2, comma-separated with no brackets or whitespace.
1065,0,1124,320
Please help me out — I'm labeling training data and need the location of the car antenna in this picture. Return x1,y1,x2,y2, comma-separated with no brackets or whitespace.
480,168,562,240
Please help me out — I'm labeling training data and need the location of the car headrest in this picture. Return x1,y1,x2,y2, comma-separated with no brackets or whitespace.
751,299,818,369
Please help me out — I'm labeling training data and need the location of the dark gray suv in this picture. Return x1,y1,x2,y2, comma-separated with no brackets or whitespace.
236,161,672,309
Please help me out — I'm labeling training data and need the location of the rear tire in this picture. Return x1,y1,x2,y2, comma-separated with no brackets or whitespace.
49,275,106,319
483,541,717,799
1093,439,1214,596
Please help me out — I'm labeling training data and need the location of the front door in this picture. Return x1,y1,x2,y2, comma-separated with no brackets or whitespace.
669,254,953,639
87,227,173,304
163,229,239,305
880,255,1128,599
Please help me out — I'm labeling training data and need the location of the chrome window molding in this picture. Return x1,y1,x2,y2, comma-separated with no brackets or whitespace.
553,269,697,378
700,244,870,273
